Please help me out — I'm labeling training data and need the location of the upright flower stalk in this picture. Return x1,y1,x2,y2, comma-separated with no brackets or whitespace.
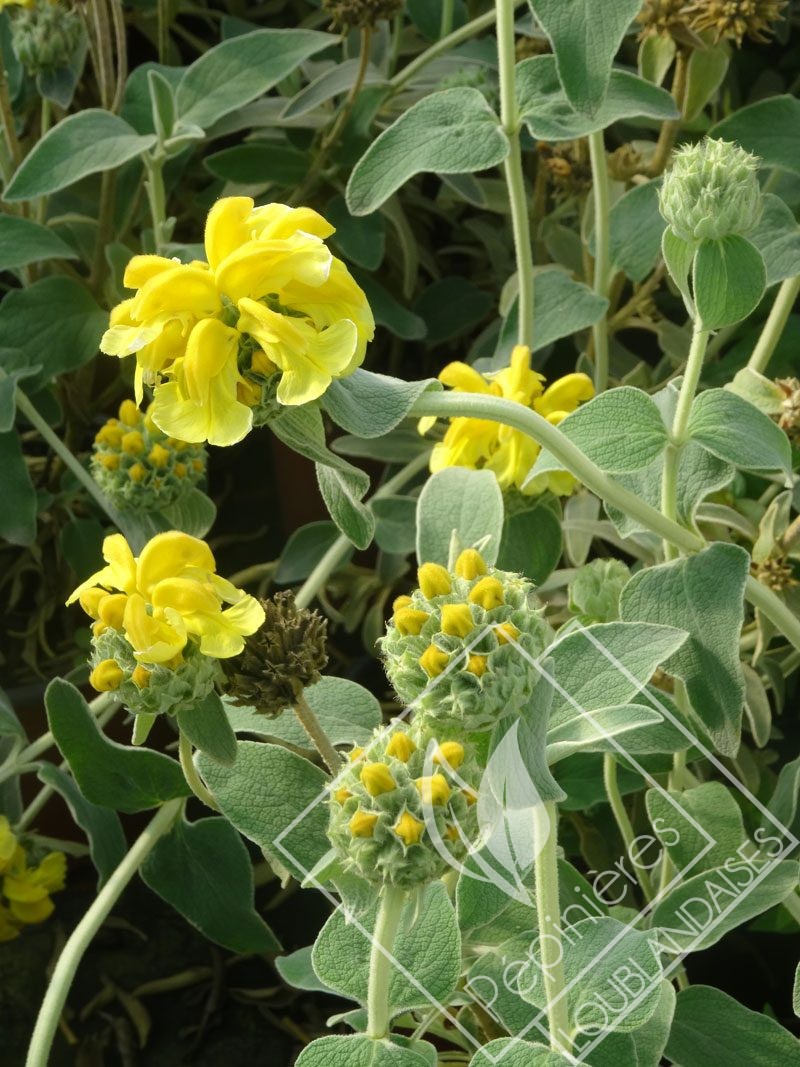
588,129,611,393
533,800,571,1053
496,0,535,348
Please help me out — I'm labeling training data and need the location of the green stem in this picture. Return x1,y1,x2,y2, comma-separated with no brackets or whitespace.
157,0,169,63
178,732,219,810
293,691,341,774
409,391,800,654
25,798,183,1067
533,800,570,1054
367,885,406,1038
440,0,455,37
143,152,170,254
747,275,800,375
588,129,611,392
497,0,534,348
603,753,653,903
13,384,121,527
295,450,430,610
661,321,709,561
389,0,528,92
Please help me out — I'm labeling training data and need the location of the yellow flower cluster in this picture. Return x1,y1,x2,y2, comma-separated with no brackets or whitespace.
92,399,206,508
0,817,65,941
100,198,374,447
420,345,594,495
68,531,265,681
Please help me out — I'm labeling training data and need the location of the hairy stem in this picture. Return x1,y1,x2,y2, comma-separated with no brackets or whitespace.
178,733,219,810
293,692,341,775
25,798,183,1067
604,753,653,903
648,49,687,177
367,885,406,1038
533,800,571,1054
661,321,709,560
143,152,170,254
588,129,611,391
747,275,800,375
497,0,534,348
409,391,800,653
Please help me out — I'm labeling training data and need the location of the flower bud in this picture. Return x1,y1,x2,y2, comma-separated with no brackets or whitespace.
568,559,631,625
327,724,480,888
382,550,551,733
88,659,124,692
658,138,762,243
11,0,84,77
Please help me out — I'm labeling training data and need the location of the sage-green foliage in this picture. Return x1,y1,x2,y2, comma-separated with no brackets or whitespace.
1,0,800,1065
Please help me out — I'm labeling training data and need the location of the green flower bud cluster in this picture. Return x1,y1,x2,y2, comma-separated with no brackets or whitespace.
327,724,480,889
568,559,631,625
90,626,223,719
10,0,83,76
380,549,551,734
91,400,206,510
658,138,762,243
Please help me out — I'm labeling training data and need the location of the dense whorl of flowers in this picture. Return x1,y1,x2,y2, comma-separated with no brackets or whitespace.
100,198,375,446
327,724,480,888
0,817,65,941
381,548,550,733
68,531,264,716
91,399,206,510
419,345,594,496
659,138,762,243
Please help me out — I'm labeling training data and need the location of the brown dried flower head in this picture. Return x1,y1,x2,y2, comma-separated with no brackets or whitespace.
685,0,787,45
222,591,328,715
322,0,404,31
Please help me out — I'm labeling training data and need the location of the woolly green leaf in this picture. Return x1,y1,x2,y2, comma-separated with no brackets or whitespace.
416,467,504,567
0,215,78,269
346,88,509,216
693,235,766,330
711,95,800,175
687,388,791,475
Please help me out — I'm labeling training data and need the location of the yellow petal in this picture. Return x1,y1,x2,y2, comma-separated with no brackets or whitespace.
439,361,491,394
204,196,255,270
66,534,137,605
275,320,358,406
133,265,221,323
123,254,179,290
419,644,449,677
349,811,378,837
440,603,474,637
394,811,424,845
535,373,594,417
417,563,451,599
360,762,396,796
385,733,416,762
454,549,487,580
415,774,451,806
250,203,335,242
137,532,216,594
433,742,464,770
215,235,332,303
469,576,505,610
123,593,187,663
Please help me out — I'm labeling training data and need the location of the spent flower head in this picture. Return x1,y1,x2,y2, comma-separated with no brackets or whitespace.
419,345,594,496
685,0,787,45
222,591,329,714
659,138,763,243
382,548,551,733
327,723,480,888
100,198,374,447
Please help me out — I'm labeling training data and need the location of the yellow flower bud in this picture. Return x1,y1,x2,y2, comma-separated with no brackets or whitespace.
385,733,417,762
91,620,107,637
392,595,413,612
463,788,478,806
251,349,277,376
98,452,120,471
434,741,465,770
394,811,425,845
445,825,460,842
469,576,504,610
334,788,352,804
349,811,379,838
466,654,488,677
88,659,124,692
129,463,146,483
349,746,364,762
132,665,151,689
174,462,187,479
495,622,520,645
394,607,429,636
95,423,123,448
78,587,107,619
97,593,127,630
148,443,170,468
415,774,451,806
118,399,141,426
419,644,450,678
454,549,487,580
417,563,451,599
441,603,474,637
237,379,263,407
121,430,145,455
360,762,396,796
192,459,204,473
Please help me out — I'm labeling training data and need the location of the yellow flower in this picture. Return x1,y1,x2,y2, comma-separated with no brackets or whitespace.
0,818,17,874
68,531,265,665
100,197,374,445
421,345,594,495
3,849,66,925
88,659,125,692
